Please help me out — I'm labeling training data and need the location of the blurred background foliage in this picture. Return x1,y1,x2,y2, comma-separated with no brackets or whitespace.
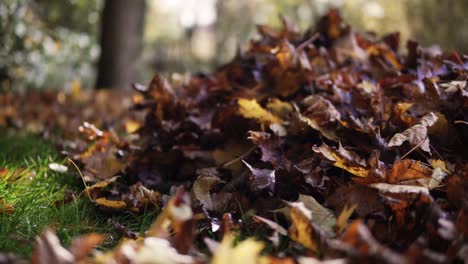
1,0,467,91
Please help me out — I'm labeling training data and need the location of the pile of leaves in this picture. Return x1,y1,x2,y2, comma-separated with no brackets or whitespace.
4,9,468,263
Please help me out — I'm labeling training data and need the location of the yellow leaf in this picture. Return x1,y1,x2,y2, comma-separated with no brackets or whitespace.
336,204,358,232
212,235,264,264
430,159,450,173
238,98,282,124
266,98,293,119
94,198,127,209
288,202,319,252
124,119,141,133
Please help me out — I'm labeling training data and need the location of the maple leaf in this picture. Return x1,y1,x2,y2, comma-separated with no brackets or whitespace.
388,112,438,153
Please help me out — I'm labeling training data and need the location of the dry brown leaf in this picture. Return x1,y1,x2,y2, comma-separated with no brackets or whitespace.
388,112,438,153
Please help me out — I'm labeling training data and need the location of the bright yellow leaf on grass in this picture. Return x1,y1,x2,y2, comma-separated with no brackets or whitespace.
238,98,282,124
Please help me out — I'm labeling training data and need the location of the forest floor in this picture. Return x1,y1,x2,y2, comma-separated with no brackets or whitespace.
0,10,467,264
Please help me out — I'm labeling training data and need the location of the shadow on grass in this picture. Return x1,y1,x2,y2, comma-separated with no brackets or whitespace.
0,130,158,257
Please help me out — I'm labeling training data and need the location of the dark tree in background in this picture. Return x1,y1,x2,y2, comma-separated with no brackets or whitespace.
96,0,146,89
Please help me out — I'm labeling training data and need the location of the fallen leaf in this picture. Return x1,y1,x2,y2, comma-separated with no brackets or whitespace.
94,198,127,210
368,183,429,195
133,237,194,264
212,235,264,264
287,201,322,252
238,98,282,124
313,143,368,177
242,160,276,192
386,159,432,183
69,233,105,261
388,112,438,153
32,229,74,264
335,204,357,233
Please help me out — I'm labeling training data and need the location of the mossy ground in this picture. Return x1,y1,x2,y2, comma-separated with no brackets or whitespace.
0,130,157,258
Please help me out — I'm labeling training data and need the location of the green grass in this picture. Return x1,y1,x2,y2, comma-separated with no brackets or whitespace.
0,130,158,258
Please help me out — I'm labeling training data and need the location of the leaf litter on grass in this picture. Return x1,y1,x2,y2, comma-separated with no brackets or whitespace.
1,9,468,263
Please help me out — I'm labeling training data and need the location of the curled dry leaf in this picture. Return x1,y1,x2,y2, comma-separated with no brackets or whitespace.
295,96,341,141
192,168,231,211
242,160,276,192
388,112,438,153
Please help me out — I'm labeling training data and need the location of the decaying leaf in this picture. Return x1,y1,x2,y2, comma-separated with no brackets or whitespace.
388,112,438,153
192,168,231,211
242,160,276,192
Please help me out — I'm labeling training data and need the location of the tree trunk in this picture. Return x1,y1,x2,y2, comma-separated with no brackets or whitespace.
96,0,146,89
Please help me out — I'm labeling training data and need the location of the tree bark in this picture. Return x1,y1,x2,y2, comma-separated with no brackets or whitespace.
96,0,146,89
